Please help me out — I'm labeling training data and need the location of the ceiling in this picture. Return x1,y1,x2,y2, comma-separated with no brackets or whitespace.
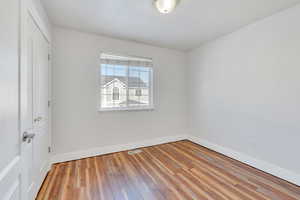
41,0,300,51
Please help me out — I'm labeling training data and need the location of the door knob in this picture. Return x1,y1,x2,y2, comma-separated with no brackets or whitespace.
23,132,35,143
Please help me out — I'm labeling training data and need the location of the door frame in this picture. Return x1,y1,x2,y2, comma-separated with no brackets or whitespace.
19,0,52,199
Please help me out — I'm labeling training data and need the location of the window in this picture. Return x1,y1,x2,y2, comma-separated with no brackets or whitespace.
135,89,142,97
112,87,120,100
99,53,153,111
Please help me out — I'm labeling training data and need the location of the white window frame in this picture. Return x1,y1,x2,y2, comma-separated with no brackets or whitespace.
98,53,154,112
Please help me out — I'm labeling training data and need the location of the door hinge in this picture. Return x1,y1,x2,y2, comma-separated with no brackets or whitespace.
48,54,51,61
48,146,51,153
48,100,51,107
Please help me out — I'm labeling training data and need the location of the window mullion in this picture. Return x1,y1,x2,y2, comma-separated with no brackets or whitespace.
150,67,153,107
126,62,129,108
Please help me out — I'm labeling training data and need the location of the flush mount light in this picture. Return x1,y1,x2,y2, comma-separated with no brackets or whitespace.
154,0,180,14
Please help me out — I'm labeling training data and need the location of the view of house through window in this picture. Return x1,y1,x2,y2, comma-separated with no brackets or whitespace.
112,87,120,100
100,53,153,110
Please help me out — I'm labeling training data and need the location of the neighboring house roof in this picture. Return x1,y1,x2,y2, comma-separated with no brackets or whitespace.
102,75,147,88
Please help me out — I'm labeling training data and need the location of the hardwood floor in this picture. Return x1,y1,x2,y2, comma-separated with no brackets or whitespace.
37,140,300,200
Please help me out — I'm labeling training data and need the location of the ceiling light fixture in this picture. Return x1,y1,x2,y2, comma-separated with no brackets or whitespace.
154,0,180,14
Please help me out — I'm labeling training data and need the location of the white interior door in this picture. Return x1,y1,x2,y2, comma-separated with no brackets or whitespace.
0,0,24,200
20,11,51,200
31,13,50,193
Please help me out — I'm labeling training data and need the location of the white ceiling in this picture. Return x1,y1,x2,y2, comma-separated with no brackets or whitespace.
41,0,300,51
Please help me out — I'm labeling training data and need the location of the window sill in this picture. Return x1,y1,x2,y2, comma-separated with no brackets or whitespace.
98,106,155,112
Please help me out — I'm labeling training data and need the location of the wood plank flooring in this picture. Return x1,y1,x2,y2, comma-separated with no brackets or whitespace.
37,140,300,200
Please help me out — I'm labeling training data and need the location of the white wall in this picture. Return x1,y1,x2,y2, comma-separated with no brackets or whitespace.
188,4,300,176
52,27,188,155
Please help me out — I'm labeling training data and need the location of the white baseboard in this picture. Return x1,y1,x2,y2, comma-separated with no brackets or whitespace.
50,134,300,186
51,134,188,164
188,135,300,186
